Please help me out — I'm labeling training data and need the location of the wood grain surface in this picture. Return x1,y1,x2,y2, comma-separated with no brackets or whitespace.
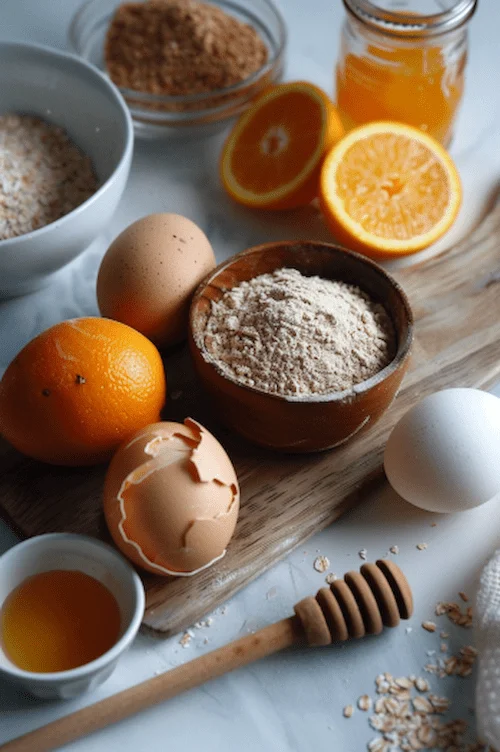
0,201,499,636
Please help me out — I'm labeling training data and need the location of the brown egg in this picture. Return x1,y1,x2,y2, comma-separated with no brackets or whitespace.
103,419,240,576
97,214,216,348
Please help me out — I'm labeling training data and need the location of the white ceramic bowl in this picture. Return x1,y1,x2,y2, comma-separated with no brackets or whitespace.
0,41,134,298
0,533,145,700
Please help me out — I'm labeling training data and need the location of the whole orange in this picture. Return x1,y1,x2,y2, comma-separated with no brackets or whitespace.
0,317,166,466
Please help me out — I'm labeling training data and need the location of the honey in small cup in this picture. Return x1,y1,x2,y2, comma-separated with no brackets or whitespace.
1,570,121,673
335,0,477,146
0,533,145,699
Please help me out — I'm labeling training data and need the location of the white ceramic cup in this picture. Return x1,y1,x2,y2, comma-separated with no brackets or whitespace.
0,533,145,699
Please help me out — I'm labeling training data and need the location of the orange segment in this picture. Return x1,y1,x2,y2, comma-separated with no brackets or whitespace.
319,121,462,258
220,82,344,210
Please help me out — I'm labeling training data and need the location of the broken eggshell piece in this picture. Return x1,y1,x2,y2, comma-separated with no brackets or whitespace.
103,419,240,576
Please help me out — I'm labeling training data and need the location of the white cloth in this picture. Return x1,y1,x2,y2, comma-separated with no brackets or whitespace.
476,548,500,750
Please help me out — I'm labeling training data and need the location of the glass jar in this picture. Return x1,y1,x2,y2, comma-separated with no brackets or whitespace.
335,0,477,146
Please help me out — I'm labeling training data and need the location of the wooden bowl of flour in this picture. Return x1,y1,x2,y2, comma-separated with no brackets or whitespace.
188,241,413,453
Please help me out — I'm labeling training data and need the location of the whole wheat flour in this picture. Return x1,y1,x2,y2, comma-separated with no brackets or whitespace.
200,268,396,397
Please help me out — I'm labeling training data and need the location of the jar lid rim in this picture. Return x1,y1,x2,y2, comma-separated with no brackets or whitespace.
342,0,477,36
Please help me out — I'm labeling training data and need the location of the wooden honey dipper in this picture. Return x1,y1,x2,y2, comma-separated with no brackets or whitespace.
1,559,413,752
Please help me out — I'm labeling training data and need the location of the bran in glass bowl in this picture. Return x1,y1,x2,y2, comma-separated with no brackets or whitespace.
69,0,286,139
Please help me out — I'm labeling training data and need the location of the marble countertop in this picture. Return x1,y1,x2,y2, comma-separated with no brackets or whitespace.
1,1,500,750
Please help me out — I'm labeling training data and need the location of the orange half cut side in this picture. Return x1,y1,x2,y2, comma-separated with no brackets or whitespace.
220,81,344,210
319,121,462,258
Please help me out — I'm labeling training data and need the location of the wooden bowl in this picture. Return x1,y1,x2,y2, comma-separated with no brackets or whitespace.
189,241,413,453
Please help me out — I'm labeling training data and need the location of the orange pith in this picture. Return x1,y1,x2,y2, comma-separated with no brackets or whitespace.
0,317,166,466
319,121,462,258
220,81,344,209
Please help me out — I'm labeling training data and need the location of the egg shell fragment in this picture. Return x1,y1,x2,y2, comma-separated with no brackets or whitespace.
384,388,500,513
97,213,216,348
103,419,240,576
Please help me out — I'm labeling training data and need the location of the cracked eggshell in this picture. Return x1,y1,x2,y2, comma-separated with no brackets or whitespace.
97,214,216,348
103,418,240,576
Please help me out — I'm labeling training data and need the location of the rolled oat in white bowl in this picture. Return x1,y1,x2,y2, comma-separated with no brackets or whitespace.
0,41,133,298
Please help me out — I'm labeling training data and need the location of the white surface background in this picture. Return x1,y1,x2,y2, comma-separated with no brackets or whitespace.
1,1,500,750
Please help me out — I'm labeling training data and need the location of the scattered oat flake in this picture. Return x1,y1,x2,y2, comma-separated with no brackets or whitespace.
415,677,429,692
459,591,469,602
429,694,450,713
358,694,372,711
369,713,386,731
343,704,354,718
367,738,388,752
435,601,473,628
441,642,448,653
422,621,437,632
325,572,337,584
375,675,391,694
395,676,413,689
413,695,433,713
313,555,330,573
358,548,368,560
359,669,486,752
444,646,478,677
385,695,405,713
420,725,439,746
416,542,428,551
440,630,450,639
389,545,399,555
179,632,191,648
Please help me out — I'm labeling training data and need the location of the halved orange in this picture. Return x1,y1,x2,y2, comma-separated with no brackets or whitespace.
220,82,344,210
319,121,462,258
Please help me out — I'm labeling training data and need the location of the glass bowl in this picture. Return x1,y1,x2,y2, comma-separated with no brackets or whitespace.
69,0,286,139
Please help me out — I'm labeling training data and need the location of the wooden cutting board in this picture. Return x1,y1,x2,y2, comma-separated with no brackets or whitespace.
1,201,499,636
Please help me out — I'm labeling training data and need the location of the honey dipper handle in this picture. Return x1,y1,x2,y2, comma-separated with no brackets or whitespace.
0,617,301,752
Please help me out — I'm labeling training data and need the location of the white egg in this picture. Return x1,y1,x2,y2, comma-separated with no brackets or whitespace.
384,388,500,513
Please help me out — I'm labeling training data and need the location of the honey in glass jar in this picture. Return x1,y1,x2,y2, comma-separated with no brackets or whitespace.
335,0,477,146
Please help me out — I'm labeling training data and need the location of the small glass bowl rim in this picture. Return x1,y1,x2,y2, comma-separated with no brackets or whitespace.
68,0,287,109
